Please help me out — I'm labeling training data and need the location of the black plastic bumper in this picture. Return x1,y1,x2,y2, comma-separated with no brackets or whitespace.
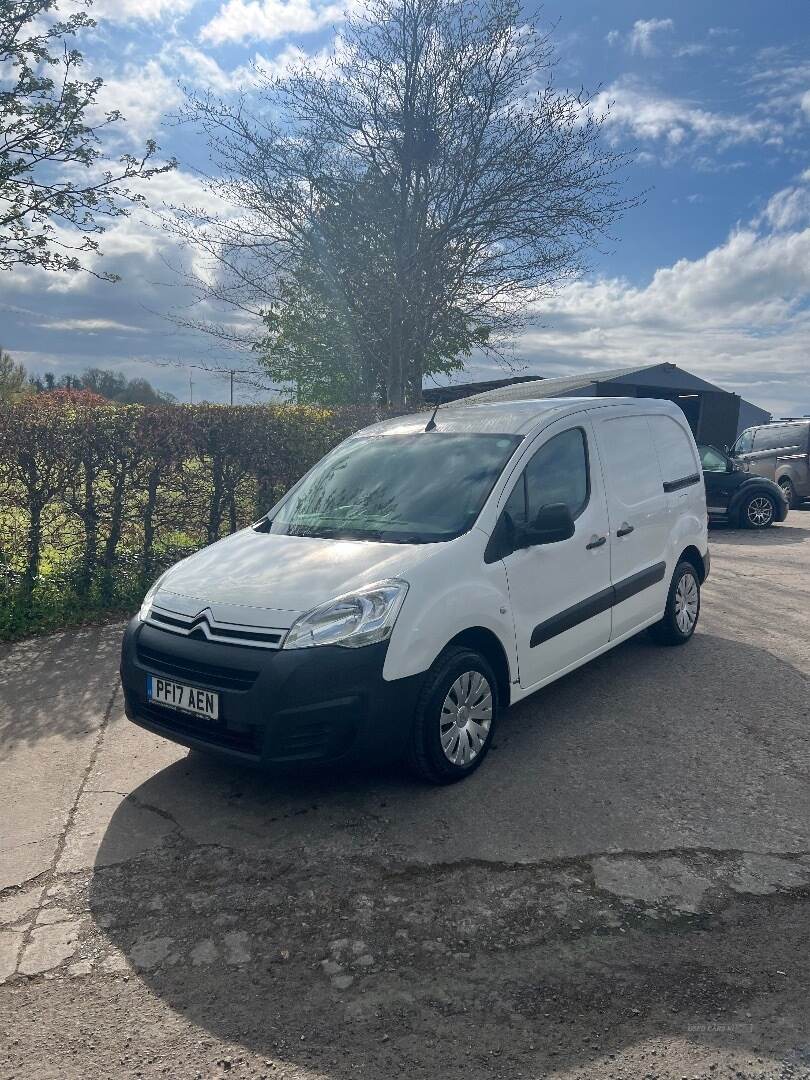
120,618,426,768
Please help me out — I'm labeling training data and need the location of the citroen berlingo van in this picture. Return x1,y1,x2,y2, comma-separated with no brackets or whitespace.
121,397,709,784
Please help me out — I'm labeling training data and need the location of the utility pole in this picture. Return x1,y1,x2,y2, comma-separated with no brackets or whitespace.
229,369,234,406
189,368,193,405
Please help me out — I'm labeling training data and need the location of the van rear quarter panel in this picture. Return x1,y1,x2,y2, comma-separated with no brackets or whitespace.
646,409,709,578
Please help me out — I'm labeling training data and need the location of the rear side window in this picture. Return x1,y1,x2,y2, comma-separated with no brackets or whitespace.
753,426,783,451
648,415,697,484
503,428,589,524
599,415,662,506
755,424,807,452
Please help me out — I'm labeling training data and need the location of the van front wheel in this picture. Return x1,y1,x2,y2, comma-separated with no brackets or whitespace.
406,647,498,784
649,561,701,646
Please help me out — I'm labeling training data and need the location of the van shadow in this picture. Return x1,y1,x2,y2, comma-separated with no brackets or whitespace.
89,631,810,1075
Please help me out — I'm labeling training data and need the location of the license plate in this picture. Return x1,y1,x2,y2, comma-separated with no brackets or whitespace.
147,674,219,720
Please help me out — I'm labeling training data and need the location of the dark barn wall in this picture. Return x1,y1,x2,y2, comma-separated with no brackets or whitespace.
737,397,773,435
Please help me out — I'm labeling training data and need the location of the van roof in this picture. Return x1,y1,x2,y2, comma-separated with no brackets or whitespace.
356,396,682,438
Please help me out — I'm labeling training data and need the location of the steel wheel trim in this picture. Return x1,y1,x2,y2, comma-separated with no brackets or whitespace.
674,571,699,635
439,670,493,766
747,496,774,526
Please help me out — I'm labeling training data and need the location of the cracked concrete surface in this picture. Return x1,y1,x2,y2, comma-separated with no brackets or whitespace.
1,513,809,1079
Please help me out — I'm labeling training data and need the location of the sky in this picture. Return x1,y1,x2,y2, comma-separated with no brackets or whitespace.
3,0,810,416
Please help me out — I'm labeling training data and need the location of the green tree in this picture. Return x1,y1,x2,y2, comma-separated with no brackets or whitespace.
0,346,30,401
0,0,174,277
176,0,634,407
80,367,174,404
257,181,488,405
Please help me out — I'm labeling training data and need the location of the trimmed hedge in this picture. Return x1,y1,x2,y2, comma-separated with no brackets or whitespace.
0,400,392,639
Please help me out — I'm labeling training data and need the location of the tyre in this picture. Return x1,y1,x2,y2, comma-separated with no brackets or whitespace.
778,478,796,510
649,561,701,646
741,492,776,529
406,646,498,784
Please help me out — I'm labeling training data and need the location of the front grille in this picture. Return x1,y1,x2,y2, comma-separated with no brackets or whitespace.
139,702,260,757
136,643,259,692
146,606,284,650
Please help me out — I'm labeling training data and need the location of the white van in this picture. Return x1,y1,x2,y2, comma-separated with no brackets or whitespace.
121,398,709,783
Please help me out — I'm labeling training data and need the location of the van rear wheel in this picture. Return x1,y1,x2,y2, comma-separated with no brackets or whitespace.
649,561,700,646
406,647,498,784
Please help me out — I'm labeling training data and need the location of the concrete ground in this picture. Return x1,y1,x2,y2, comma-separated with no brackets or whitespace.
1,511,809,1080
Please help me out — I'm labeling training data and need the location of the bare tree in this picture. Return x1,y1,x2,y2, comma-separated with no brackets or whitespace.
0,0,175,277
172,0,635,407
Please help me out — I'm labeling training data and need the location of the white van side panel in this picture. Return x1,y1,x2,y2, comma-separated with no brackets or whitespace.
382,398,708,693
593,412,671,638
647,410,709,591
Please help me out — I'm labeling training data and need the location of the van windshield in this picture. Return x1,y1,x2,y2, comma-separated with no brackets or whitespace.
266,432,522,544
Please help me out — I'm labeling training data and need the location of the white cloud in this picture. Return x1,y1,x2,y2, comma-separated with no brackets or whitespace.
629,18,674,57
257,41,335,77
1,167,257,401
761,184,810,231
200,0,345,45
674,42,710,59
593,79,779,156
92,0,198,22
802,90,810,118
36,317,144,333
173,46,258,92
507,183,810,417
95,60,182,144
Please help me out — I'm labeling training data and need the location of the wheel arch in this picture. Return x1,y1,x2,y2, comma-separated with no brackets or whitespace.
677,545,708,583
445,626,513,708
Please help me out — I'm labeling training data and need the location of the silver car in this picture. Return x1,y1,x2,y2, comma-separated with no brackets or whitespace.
730,420,810,508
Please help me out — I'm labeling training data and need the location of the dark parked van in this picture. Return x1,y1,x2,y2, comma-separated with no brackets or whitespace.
730,420,810,508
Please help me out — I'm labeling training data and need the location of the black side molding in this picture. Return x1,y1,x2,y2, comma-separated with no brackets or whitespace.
530,587,614,648
530,561,667,648
663,473,701,493
612,561,667,605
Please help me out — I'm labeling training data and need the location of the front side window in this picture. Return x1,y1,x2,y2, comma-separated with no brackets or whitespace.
503,427,589,526
699,445,728,472
733,429,754,454
267,432,522,544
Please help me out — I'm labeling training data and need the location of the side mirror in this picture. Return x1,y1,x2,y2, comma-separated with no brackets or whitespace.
518,502,575,547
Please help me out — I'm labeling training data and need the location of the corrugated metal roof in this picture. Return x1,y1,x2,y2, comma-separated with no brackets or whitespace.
464,364,661,403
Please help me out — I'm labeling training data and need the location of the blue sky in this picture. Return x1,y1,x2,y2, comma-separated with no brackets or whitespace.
3,0,810,414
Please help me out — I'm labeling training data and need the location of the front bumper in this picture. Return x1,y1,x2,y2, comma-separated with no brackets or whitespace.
120,618,426,768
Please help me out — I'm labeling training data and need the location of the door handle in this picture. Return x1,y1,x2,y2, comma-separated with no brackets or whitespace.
616,523,635,537
586,535,607,550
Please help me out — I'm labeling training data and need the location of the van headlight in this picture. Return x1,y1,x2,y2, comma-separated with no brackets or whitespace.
138,573,168,622
283,579,409,650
